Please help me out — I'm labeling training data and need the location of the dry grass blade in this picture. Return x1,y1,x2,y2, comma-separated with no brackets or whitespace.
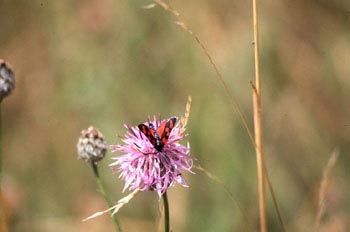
82,189,140,222
180,95,192,133
142,3,157,9
154,0,179,16
194,164,255,232
314,149,339,231
263,163,286,231
153,0,255,145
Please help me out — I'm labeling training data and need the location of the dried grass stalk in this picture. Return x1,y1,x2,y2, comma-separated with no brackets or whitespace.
180,95,192,133
314,149,339,231
82,189,140,222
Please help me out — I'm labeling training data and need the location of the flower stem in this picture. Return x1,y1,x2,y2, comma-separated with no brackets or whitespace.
162,191,170,232
91,162,123,232
0,105,9,232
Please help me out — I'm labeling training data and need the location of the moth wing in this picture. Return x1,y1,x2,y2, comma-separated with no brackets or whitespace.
157,117,176,145
138,123,157,147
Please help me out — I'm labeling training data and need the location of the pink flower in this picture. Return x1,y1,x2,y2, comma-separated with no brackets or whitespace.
110,115,193,197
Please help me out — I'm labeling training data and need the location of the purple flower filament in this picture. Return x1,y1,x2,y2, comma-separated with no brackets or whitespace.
110,115,193,197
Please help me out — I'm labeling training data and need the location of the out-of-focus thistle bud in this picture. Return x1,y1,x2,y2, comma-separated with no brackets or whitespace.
0,59,15,102
77,126,107,163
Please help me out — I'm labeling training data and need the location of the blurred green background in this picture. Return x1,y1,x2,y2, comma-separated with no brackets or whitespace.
0,0,349,231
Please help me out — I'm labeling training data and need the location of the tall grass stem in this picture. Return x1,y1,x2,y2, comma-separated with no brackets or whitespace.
252,0,267,231
91,162,123,232
253,0,267,232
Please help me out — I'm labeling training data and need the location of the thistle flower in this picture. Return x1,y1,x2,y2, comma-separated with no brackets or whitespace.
0,59,15,102
110,115,193,197
77,126,107,163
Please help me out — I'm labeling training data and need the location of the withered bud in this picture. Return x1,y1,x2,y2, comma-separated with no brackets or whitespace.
77,126,107,163
0,59,15,102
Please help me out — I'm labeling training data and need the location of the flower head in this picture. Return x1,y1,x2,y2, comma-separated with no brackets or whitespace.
110,115,193,197
77,126,107,163
0,59,15,102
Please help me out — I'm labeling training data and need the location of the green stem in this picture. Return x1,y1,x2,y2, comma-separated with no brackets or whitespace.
162,191,170,232
0,105,9,232
91,162,122,232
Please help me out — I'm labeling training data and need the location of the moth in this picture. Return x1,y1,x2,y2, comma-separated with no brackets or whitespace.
138,117,176,152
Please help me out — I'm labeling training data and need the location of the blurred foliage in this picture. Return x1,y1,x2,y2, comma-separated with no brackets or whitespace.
0,0,349,231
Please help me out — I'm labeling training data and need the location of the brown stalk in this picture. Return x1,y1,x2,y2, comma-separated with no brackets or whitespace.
251,0,267,231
